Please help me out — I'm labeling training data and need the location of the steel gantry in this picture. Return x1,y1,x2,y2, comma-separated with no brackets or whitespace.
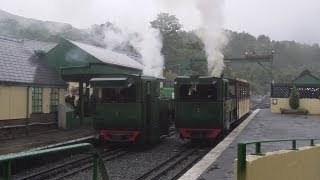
224,52,274,84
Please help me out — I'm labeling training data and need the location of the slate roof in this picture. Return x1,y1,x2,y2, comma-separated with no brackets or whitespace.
0,36,66,86
69,40,144,70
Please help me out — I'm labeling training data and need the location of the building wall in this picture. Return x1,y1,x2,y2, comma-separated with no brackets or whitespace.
0,85,28,120
234,145,320,180
0,85,66,121
0,85,10,120
271,98,320,114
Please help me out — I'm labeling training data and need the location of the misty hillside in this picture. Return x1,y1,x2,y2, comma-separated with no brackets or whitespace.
1,9,320,94
0,9,104,45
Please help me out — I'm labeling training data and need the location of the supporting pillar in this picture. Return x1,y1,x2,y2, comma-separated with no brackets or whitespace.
3,161,11,180
79,81,84,125
85,81,90,119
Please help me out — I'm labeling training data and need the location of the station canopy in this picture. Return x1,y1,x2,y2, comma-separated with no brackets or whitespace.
45,38,144,82
90,76,137,88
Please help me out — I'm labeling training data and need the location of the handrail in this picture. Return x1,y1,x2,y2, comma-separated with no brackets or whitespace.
0,143,108,180
237,138,320,180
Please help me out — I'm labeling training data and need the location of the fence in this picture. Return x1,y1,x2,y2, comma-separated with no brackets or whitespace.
0,143,108,180
271,83,320,99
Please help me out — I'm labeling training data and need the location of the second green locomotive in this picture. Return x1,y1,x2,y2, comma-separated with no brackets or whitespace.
174,76,250,140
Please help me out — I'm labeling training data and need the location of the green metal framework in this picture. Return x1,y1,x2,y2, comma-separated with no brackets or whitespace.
0,143,108,180
237,138,320,180
224,54,274,83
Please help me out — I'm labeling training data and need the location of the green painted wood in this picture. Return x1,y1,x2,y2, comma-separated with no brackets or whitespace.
45,39,142,81
94,103,142,129
175,101,223,128
292,74,320,84
46,39,100,71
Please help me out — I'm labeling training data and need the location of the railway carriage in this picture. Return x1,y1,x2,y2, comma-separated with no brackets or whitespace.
174,76,250,140
90,74,172,145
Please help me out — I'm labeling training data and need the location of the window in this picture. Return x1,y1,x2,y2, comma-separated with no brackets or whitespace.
32,87,42,113
146,81,151,95
51,88,59,112
179,84,218,101
101,84,136,103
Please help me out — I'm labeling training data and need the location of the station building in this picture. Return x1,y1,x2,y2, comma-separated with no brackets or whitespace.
0,36,144,140
271,70,320,114
0,36,66,139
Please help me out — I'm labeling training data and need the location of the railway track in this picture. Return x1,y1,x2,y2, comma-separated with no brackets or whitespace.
17,128,177,180
18,148,128,180
135,146,210,180
251,95,270,110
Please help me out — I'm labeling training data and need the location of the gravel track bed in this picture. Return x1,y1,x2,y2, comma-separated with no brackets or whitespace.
66,134,189,180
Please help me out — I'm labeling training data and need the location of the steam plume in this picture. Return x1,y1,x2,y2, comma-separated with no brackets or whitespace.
195,0,227,77
102,21,164,78
158,0,227,77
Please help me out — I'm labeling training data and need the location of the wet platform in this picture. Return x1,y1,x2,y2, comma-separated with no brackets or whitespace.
179,109,320,180
0,127,95,155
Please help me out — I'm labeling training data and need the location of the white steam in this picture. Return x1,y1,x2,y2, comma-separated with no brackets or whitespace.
195,0,227,77
129,28,164,77
158,0,227,77
102,22,164,78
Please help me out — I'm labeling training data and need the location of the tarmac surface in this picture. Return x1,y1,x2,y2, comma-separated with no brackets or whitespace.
182,109,320,180
0,127,95,155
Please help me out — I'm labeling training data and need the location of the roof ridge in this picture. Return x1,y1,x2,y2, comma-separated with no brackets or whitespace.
68,39,144,66
0,35,23,43
23,38,57,44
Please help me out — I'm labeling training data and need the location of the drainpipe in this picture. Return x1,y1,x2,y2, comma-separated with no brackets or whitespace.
26,86,30,135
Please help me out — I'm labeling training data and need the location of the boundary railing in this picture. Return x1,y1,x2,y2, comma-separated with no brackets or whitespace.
237,138,320,180
0,143,108,180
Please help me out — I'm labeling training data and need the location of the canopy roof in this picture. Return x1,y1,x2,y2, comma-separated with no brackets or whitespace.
175,76,220,84
45,38,143,82
90,76,136,88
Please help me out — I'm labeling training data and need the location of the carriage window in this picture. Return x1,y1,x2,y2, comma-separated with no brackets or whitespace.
100,84,136,102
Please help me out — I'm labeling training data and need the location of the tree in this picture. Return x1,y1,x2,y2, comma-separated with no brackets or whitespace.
150,13,182,34
151,13,184,74
289,86,299,110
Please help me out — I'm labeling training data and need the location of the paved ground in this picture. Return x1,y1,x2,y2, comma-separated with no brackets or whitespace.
187,109,320,180
0,127,95,155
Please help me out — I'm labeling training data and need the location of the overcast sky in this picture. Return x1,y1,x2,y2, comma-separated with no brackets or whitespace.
0,0,319,44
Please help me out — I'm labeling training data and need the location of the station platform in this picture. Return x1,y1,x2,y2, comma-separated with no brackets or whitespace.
0,127,95,155
179,109,320,180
